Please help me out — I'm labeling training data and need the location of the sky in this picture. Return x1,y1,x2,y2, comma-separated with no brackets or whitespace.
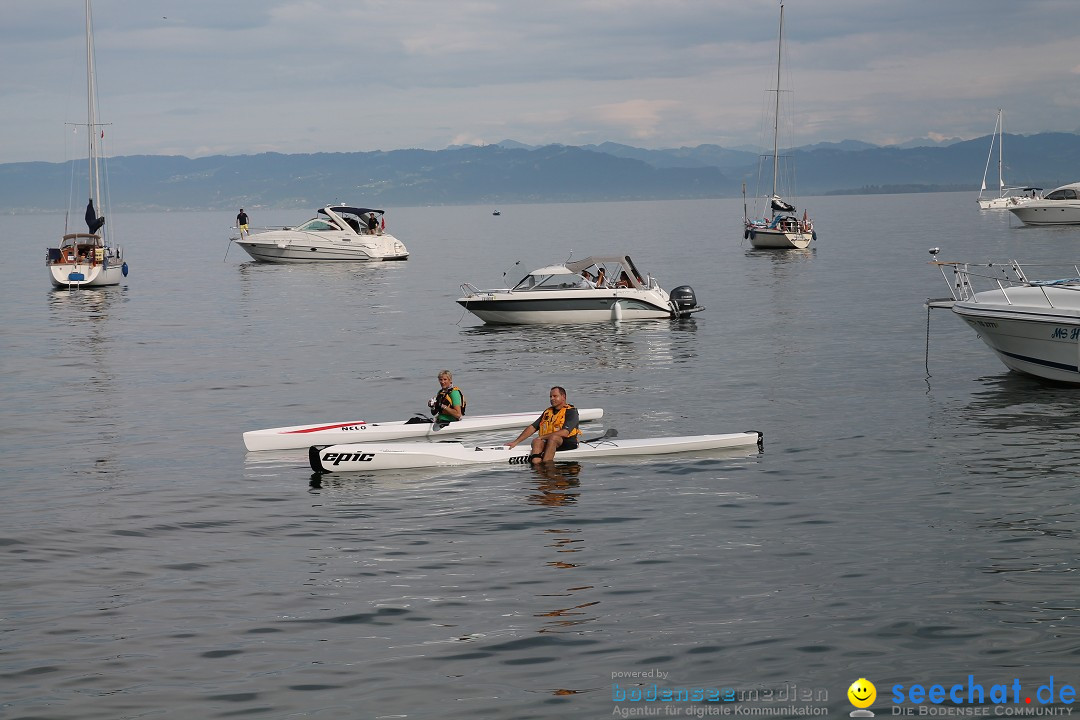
2,0,1079,164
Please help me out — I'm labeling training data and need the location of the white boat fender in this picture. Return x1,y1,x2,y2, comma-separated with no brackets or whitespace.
611,301,623,322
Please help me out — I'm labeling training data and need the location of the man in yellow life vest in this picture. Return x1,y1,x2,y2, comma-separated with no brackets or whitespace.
507,386,581,464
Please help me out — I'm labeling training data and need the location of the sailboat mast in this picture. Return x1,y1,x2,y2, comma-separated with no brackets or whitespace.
772,2,784,201
997,110,1004,191
85,0,100,209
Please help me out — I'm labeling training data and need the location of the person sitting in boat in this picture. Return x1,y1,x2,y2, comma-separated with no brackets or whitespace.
428,370,466,423
615,272,632,288
580,270,596,288
506,386,581,464
595,268,607,288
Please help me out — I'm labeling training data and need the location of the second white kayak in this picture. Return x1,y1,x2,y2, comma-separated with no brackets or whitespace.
244,408,605,451
309,431,764,472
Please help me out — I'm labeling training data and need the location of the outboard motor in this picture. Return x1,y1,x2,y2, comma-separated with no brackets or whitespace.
669,285,698,315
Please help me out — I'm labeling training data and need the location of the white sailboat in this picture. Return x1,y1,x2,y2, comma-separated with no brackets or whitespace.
47,0,128,288
743,2,815,250
976,109,1035,210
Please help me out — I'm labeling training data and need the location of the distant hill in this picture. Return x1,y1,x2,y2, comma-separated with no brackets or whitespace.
2,132,1078,212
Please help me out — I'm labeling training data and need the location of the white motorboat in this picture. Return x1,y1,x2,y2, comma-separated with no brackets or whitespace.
976,110,1036,210
742,2,816,250
928,251,1080,383
233,205,408,262
1007,183,1080,226
46,0,129,289
244,408,605,451
457,255,704,324
309,431,764,472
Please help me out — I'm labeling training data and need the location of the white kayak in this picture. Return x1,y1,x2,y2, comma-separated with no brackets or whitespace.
309,431,764,472
244,408,605,451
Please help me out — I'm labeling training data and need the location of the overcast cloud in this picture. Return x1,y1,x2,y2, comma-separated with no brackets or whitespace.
2,0,1078,163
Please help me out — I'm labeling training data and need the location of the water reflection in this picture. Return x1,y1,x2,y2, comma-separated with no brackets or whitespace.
44,286,122,476
525,463,601,639
526,462,582,507
234,259,408,312
744,247,816,264
461,319,699,373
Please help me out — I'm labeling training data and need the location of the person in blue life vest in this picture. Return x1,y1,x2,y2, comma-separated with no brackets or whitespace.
429,370,465,423
507,386,581,464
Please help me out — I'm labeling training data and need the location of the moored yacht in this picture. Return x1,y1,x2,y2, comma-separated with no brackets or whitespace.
742,2,816,250
928,250,1080,383
46,0,128,288
976,110,1034,210
233,205,408,262
1007,183,1080,226
457,255,703,325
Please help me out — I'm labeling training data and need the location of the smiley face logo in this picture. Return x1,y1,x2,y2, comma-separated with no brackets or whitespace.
848,678,876,709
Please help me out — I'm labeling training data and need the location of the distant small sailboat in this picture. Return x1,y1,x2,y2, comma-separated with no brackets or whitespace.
742,1,815,250
46,0,128,288
977,109,1033,210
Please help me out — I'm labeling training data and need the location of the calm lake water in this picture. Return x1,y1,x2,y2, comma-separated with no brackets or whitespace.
3,194,1080,719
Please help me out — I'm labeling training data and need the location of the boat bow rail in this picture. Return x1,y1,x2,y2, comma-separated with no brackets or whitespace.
929,254,1080,310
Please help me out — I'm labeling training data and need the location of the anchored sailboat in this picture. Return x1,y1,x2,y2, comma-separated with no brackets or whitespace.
47,0,128,288
976,109,1036,210
743,2,815,250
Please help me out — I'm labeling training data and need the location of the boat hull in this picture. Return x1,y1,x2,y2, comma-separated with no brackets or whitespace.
977,196,1030,210
48,260,125,288
952,294,1080,382
234,233,408,262
1007,204,1080,226
748,226,812,250
310,431,764,472
456,293,678,324
244,408,605,451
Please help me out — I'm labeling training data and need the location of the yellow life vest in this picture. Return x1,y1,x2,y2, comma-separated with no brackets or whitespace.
432,386,466,421
539,404,581,438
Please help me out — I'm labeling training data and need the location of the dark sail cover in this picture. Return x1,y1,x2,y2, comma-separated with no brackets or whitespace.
770,197,796,213
85,199,105,234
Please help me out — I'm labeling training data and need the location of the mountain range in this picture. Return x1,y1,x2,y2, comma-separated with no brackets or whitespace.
2,133,1079,212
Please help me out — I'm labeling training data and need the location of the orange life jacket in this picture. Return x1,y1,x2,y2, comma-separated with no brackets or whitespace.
539,404,581,438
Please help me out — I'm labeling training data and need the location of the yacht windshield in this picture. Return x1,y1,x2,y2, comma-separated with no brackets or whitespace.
296,218,337,231
513,272,590,291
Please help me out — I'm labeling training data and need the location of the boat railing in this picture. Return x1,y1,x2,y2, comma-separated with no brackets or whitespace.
460,283,510,297
931,258,1080,308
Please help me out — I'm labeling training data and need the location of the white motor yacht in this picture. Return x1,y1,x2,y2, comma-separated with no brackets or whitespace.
457,255,703,324
928,251,1080,383
1007,183,1080,226
233,205,408,262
